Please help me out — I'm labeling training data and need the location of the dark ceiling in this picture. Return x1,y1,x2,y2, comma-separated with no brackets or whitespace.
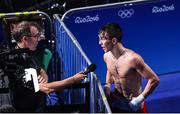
0,0,133,16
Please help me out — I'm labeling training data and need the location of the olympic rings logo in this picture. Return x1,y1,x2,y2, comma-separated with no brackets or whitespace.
118,9,134,19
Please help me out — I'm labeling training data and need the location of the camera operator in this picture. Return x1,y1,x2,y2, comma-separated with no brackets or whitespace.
4,21,86,112
4,21,48,112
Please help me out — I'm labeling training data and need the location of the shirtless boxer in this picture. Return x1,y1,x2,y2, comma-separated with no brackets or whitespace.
98,23,160,112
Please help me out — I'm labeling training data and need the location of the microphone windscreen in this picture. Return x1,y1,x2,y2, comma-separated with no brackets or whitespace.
88,64,96,72
83,64,96,74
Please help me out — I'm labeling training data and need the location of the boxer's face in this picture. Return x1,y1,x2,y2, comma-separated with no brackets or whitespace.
98,32,114,52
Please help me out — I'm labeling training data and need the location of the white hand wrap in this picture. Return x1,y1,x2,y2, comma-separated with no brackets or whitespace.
104,83,111,88
104,83,111,97
129,94,145,111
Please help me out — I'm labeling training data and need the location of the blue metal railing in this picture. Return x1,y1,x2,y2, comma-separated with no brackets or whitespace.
54,15,89,104
53,14,111,113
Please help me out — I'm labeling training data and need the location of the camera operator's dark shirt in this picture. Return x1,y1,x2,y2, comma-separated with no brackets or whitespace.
4,49,46,112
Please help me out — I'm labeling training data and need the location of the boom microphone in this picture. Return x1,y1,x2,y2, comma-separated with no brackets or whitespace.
83,64,96,74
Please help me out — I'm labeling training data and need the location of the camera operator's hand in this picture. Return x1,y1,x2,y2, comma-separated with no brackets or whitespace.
38,75,48,84
39,68,48,83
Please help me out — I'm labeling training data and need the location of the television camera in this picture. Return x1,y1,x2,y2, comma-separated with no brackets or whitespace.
0,44,39,92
